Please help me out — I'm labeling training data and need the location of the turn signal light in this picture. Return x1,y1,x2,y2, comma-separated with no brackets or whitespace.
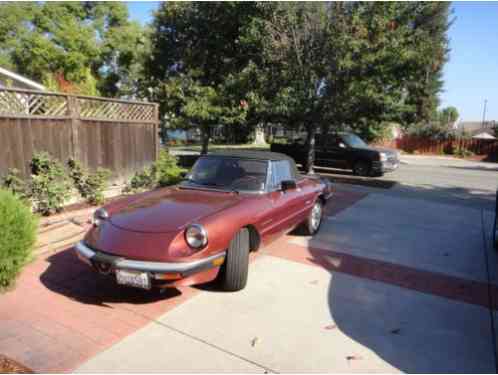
212,257,225,267
154,272,182,280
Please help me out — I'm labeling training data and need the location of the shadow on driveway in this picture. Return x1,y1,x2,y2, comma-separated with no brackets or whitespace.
302,246,496,373
39,247,182,307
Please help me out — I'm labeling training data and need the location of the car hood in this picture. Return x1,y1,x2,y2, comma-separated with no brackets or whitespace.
108,187,241,233
356,145,399,158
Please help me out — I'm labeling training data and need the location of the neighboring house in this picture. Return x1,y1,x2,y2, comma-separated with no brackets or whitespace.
472,132,496,140
454,120,497,137
0,67,45,91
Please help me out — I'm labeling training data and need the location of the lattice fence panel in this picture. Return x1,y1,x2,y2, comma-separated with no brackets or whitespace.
77,97,155,121
0,90,68,116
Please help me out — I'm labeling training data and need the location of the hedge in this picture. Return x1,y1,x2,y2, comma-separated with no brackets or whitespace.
0,189,38,291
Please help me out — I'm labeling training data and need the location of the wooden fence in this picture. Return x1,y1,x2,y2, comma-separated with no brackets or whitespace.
377,136,498,160
0,87,159,181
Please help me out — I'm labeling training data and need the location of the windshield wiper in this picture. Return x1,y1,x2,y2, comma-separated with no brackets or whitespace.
182,181,239,194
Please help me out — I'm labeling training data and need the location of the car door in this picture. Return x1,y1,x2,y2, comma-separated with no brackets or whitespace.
316,135,347,169
263,160,303,238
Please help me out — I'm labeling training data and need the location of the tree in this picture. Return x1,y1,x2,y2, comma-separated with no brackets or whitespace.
146,2,258,154
0,2,145,97
438,106,459,126
251,2,331,173
401,2,453,124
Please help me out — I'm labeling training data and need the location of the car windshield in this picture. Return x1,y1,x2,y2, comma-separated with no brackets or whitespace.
182,157,268,192
341,133,368,148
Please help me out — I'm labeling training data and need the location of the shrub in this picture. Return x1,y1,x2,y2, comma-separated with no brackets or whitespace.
0,189,38,291
125,166,156,192
155,150,184,187
1,168,30,200
68,159,111,205
124,150,184,193
454,146,474,158
30,152,72,215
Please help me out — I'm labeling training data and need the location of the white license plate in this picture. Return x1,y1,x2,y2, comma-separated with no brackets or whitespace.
116,269,151,290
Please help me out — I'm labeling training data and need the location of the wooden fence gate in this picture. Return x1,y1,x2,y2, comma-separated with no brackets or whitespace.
0,87,159,181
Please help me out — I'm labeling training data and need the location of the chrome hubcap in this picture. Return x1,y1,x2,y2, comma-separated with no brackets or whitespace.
311,202,322,231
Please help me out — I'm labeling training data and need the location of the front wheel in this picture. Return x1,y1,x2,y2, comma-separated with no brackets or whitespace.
353,160,371,177
219,228,250,291
302,200,323,235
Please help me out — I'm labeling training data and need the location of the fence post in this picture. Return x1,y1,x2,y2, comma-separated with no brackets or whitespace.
153,103,160,160
67,95,81,162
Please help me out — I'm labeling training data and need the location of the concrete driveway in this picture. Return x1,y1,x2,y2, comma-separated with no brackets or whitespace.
1,155,497,373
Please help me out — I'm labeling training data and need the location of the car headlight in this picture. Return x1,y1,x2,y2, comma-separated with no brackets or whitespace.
185,224,208,249
380,152,388,162
93,208,109,226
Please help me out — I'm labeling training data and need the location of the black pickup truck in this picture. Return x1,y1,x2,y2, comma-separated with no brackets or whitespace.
271,132,400,176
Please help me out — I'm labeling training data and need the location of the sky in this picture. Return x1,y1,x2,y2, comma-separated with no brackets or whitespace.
127,1,498,122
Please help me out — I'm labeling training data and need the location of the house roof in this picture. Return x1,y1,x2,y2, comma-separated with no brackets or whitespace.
455,121,496,136
472,132,496,140
0,67,45,91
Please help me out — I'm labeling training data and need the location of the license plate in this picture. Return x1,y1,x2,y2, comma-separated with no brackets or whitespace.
116,269,151,290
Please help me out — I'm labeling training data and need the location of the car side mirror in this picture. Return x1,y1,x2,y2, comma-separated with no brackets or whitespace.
281,180,297,192
338,142,347,149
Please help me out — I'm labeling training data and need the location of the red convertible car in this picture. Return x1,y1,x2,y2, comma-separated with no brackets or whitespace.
75,151,333,291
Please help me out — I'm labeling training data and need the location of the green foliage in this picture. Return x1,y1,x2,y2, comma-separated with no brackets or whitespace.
1,168,29,200
30,152,72,215
0,2,146,97
154,150,184,187
126,166,156,192
406,121,453,140
0,189,38,292
146,2,257,153
435,106,459,126
124,150,184,193
67,159,111,205
454,146,474,158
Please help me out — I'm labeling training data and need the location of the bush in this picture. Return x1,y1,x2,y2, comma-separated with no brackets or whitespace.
124,150,184,193
126,166,156,192
0,189,38,291
1,169,30,200
155,150,184,187
30,152,72,215
454,146,474,158
68,159,111,205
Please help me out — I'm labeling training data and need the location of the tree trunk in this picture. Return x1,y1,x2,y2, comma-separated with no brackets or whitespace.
201,125,211,155
304,125,316,174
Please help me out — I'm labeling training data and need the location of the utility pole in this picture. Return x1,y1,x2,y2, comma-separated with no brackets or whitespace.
482,99,488,127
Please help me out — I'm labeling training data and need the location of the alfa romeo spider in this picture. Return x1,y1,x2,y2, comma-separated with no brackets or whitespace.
75,151,333,291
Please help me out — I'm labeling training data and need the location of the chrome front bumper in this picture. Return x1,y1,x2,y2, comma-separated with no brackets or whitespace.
74,241,226,277
373,160,399,173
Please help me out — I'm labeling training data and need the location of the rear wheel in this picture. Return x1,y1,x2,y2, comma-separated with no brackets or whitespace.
220,228,250,291
302,200,323,235
353,160,371,177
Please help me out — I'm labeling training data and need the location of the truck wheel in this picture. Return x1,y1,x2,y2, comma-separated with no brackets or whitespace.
353,160,371,177
302,200,323,235
220,228,250,291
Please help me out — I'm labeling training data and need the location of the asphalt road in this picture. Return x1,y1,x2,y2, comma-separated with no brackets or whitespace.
319,155,498,211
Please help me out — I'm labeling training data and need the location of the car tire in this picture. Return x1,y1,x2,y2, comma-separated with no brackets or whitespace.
353,160,371,177
220,228,250,291
302,200,323,235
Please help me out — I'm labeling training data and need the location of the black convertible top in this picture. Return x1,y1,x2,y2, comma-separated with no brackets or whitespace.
207,150,295,163
206,150,298,178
